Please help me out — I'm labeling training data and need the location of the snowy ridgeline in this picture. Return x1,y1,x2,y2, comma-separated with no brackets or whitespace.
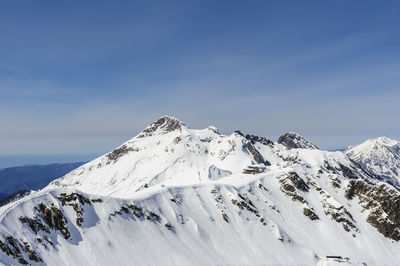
346,136,400,185
0,116,400,266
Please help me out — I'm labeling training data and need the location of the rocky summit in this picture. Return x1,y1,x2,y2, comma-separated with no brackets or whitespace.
277,132,319,150
1,116,399,266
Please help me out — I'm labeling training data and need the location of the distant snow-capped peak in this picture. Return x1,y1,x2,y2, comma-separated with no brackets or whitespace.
346,136,400,183
350,136,398,152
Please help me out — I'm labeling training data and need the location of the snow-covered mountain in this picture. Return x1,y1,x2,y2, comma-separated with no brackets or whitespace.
346,137,400,185
1,116,400,266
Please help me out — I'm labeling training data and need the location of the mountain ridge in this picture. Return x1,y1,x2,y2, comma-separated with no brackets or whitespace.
1,116,400,266
346,136,400,185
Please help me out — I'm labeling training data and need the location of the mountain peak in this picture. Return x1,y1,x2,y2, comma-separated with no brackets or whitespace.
137,116,186,138
277,132,318,150
346,136,400,184
207,125,220,135
373,136,398,146
349,137,399,154
4,119,400,265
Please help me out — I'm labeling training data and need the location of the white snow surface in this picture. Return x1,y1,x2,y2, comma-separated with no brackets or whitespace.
0,117,399,266
346,136,400,183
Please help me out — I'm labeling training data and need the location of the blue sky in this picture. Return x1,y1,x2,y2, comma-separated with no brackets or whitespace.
1,0,400,159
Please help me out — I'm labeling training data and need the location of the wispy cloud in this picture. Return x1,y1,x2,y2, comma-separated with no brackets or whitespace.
0,1,399,153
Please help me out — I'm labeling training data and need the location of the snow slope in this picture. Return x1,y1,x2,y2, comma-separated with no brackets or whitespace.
1,117,400,266
346,137,400,184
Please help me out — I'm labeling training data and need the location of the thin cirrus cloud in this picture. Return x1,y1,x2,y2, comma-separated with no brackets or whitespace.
0,1,399,156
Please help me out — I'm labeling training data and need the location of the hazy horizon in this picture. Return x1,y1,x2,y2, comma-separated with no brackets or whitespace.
0,153,98,169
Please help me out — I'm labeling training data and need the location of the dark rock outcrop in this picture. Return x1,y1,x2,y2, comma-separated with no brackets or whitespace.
242,166,266,175
345,180,400,241
0,236,42,264
338,164,358,180
277,132,318,150
58,193,92,226
245,142,271,166
233,130,244,136
19,202,70,239
286,172,309,192
278,172,308,204
303,208,319,220
138,116,184,138
245,134,274,147
106,144,138,163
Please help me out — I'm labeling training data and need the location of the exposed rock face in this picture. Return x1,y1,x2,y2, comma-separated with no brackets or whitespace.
278,172,308,204
242,165,266,175
338,163,358,179
19,203,70,240
277,132,318,150
0,236,42,265
106,144,139,164
58,193,92,226
245,142,271,166
245,134,274,147
137,116,184,138
207,126,221,135
345,180,400,241
286,172,309,192
322,199,358,233
303,207,319,220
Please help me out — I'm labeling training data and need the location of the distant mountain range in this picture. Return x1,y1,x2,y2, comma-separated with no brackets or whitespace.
0,162,86,202
0,116,399,265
